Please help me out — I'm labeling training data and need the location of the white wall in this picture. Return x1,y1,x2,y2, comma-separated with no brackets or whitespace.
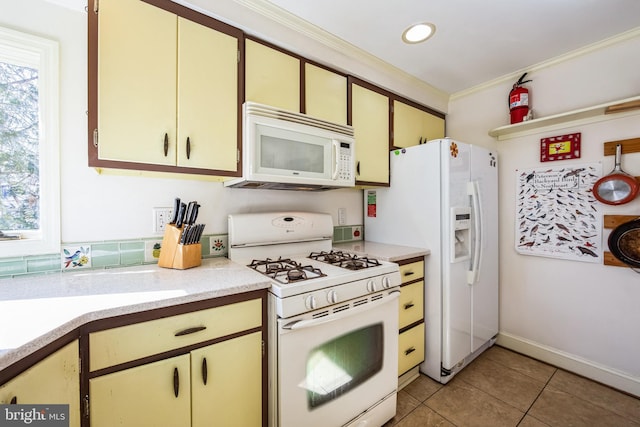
448,31,640,396
1,0,364,244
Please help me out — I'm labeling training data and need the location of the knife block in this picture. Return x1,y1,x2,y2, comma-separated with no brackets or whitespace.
158,224,202,270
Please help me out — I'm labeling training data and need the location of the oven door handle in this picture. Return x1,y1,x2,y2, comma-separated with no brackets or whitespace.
282,290,400,331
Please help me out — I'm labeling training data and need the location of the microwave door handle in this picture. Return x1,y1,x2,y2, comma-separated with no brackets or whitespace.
332,140,340,180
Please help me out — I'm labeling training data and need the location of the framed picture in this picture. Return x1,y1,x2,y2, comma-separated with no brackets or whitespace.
540,132,581,162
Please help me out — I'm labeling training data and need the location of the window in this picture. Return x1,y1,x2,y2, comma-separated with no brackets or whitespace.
0,26,59,257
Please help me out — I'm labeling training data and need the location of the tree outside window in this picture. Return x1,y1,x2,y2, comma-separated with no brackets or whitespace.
0,25,59,257
0,61,40,232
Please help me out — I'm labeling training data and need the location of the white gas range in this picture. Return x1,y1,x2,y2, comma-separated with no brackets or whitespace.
228,212,400,427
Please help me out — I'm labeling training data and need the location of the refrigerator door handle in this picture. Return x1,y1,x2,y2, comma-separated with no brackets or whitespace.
467,180,482,285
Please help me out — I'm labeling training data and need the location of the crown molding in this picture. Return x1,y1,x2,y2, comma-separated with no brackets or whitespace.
451,26,640,101
232,0,448,103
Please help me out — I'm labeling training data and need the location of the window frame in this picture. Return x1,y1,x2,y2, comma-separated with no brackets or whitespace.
0,25,60,257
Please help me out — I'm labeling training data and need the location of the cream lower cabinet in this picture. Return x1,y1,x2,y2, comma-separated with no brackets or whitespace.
0,340,80,427
90,332,261,427
95,0,240,173
191,332,262,427
396,258,426,387
87,296,264,426
90,354,191,427
350,81,390,185
393,100,445,148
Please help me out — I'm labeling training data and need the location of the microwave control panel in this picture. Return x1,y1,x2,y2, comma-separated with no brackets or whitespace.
338,141,354,182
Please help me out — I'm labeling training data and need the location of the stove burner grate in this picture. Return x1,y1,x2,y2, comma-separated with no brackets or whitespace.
248,257,326,284
309,250,382,270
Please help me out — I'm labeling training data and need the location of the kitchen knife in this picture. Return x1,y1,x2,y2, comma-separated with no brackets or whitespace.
183,224,194,245
191,203,200,224
184,202,193,226
194,224,205,243
175,202,187,228
185,201,197,225
187,224,197,244
169,197,180,224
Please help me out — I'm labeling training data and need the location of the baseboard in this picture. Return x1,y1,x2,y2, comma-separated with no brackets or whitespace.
497,332,640,398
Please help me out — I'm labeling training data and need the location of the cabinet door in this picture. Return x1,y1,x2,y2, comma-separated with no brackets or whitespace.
393,100,445,148
191,331,262,427
398,323,425,376
98,0,177,165
176,18,239,172
399,281,424,330
0,341,80,427
420,109,446,142
245,39,300,111
305,63,347,124
351,84,390,185
393,101,423,148
90,354,191,427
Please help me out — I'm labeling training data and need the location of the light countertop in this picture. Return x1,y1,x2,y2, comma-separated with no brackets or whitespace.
0,257,270,371
333,241,430,262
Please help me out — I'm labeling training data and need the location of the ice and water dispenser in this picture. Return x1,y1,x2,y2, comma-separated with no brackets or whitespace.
451,207,471,262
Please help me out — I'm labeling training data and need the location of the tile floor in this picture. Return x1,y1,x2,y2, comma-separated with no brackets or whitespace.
385,345,640,427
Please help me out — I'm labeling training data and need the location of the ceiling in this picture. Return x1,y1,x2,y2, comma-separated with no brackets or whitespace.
49,0,640,94
262,0,640,94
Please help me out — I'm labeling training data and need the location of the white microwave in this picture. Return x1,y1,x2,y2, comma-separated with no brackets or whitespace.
224,102,356,191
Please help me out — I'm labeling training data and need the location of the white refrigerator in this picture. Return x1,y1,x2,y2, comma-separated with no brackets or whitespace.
364,138,498,383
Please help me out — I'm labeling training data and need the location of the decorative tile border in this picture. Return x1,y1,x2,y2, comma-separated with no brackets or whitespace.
0,226,362,279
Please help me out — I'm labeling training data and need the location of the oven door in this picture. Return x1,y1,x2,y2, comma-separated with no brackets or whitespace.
276,289,400,427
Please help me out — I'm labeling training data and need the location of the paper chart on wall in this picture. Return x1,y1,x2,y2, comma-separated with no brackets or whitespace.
515,163,602,262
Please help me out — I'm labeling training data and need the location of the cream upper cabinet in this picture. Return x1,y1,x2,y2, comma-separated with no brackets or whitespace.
0,340,80,427
90,354,192,427
176,17,239,171
98,0,176,166
245,39,300,112
304,63,347,124
393,100,445,148
351,82,390,185
95,0,240,173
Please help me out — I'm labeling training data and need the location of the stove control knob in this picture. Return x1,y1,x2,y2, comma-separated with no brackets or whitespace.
305,295,317,310
366,279,377,293
327,290,338,304
382,276,392,289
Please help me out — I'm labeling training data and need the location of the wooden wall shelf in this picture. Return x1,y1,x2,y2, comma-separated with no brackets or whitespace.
488,95,640,141
603,214,639,267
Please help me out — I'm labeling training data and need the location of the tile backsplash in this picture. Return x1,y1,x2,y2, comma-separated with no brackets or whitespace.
0,225,361,279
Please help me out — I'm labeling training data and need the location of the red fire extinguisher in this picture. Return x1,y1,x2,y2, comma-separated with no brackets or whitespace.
509,72,533,124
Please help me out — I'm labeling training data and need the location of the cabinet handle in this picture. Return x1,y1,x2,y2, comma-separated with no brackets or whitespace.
163,133,169,157
356,161,360,176
405,347,416,356
404,302,415,310
202,357,208,385
173,367,179,398
186,137,191,160
174,326,207,337
9,396,17,404
403,271,415,276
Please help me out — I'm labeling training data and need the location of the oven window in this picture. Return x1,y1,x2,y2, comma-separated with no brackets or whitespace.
303,324,384,409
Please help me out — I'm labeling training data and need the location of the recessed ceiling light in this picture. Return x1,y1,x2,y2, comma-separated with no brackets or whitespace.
402,22,436,44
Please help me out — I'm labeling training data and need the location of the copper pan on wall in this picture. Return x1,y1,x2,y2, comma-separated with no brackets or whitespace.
593,144,639,205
